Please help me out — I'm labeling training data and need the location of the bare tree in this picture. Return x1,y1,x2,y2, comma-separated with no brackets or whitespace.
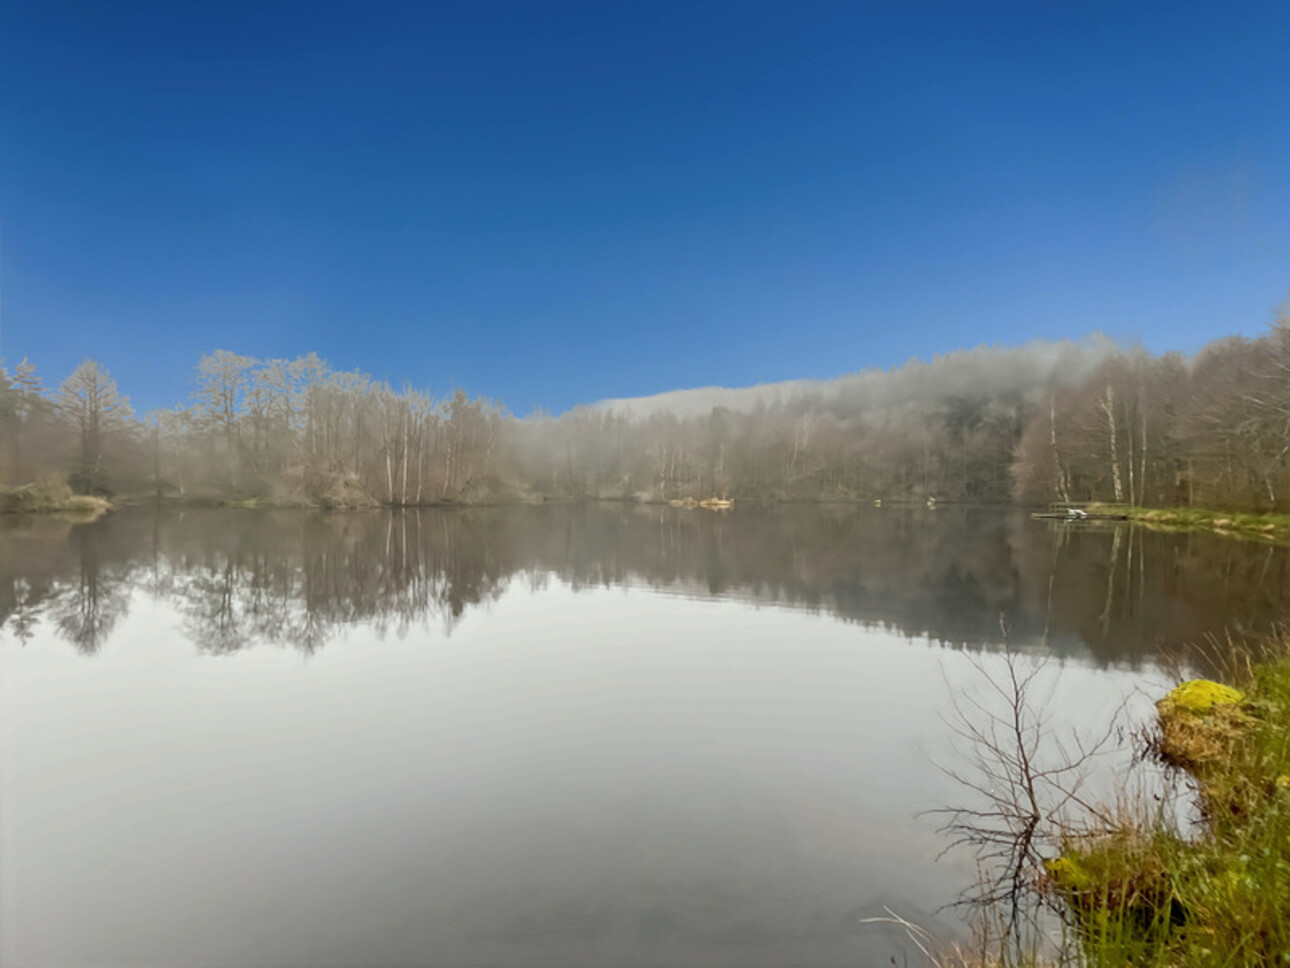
57,359,132,493
933,627,1126,952
9,358,45,480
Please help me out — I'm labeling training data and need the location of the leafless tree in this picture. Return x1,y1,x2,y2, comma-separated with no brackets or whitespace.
932,623,1129,957
56,359,133,493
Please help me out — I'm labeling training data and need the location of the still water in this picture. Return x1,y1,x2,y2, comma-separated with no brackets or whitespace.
2,505,1287,966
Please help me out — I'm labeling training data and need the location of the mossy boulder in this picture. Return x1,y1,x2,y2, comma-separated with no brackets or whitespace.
1155,680,1248,775
1045,854,1099,895
1045,832,1185,941
1157,680,1245,718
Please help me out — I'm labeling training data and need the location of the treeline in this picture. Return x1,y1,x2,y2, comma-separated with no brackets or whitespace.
1014,321,1290,511
0,351,509,506
1,313,1288,510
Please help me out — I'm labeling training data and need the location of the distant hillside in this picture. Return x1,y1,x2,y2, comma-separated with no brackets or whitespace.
591,336,1119,418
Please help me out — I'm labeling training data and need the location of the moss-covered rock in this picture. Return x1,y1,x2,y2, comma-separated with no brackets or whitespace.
1154,680,1250,776
1045,831,1186,945
1157,680,1245,718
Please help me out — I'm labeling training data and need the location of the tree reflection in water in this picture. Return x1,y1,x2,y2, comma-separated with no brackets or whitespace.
1,505,1286,663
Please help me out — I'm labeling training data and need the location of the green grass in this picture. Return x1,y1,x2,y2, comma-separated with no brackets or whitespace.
1106,505,1290,539
1045,646,1290,966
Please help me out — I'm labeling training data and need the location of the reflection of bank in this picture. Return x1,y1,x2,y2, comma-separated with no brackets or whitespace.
1032,502,1126,520
667,497,734,510
0,505,1287,665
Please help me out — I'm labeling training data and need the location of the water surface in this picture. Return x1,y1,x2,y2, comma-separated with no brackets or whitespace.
2,505,1286,966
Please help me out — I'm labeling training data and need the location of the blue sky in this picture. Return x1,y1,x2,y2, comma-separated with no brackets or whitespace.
1,1,1287,414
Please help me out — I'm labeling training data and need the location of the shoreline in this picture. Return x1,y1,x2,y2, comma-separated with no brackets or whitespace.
7,488,1290,538
1040,642,1290,965
1115,504,1290,538
0,483,112,520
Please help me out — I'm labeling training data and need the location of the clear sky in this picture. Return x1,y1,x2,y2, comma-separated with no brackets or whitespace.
1,1,1287,415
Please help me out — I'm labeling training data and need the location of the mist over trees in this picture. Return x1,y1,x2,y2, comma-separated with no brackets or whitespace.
1010,315,1290,510
1,313,1288,511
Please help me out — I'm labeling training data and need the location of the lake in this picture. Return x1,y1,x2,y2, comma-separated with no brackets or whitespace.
2,505,1287,966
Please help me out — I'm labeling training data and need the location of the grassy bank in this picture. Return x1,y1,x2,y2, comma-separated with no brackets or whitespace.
1102,504,1290,539
0,479,111,518
1041,642,1290,966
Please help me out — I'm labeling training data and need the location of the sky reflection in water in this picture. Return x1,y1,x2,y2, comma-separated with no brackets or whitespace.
2,505,1278,966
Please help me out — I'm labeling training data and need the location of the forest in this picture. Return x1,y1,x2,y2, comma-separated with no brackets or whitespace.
1,311,1288,512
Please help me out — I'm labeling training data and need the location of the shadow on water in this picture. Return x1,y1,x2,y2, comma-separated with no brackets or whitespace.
2,504,1286,662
